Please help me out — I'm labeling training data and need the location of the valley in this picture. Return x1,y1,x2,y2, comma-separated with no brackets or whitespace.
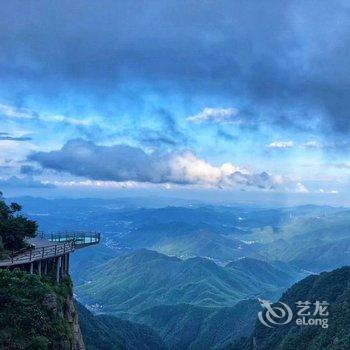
12,196,350,349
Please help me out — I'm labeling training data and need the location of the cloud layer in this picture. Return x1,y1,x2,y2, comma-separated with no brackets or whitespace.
0,104,93,127
0,176,54,188
187,108,239,123
1,1,350,135
29,139,280,189
0,132,31,141
267,140,294,149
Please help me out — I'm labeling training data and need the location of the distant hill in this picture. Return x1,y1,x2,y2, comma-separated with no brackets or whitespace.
128,300,260,350
232,266,350,350
75,249,301,314
149,230,256,262
291,237,350,272
76,301,167,350
14,197,350,273
226,257,305,287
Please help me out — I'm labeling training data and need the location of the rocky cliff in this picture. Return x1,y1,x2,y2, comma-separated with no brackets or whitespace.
0,269,85,349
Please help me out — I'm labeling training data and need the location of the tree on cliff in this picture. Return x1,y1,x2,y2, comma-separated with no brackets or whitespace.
0,191,37,252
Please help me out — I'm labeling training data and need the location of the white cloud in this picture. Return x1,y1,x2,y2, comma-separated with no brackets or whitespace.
317,188,339,194
0,176,55,188
187,107,239,123
267,140,294,149
334,162,350,169
295,182,309,193
0,104,93,126
53,179,140,189
301,140,323,149
0,104,34,119
30,139,285,190
40,114,92,126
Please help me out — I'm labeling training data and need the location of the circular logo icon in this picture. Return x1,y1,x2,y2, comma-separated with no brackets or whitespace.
258,298,293,328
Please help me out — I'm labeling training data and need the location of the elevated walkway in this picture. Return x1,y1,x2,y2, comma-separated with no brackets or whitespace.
0,232,100,282
46,232,100,248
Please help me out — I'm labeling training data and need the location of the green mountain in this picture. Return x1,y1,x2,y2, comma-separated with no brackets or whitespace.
75,249,301,314
17,196,350,274
245,209,350,273
76,301,167,350
70,243,121,285
226,258,305,288
149,230,256,262
232,266,350,350
291,237,350,272
127,300,260,350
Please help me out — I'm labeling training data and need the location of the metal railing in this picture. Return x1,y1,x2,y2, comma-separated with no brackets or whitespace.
0,231,100,267
4,241,75,265
47,231,100,246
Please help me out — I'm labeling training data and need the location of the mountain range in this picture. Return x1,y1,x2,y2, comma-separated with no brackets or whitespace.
75,249,303,315
232,266,350,350
7,197,350,349
76,301,167,350
74,249,305,349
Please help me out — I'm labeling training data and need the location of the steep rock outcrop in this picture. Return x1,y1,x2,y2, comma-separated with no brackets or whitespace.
0,269,86,349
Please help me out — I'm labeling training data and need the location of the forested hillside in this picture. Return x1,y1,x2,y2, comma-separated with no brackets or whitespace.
0,270,83,349
232,267,350,350
75,249,301,314
76,301,167,350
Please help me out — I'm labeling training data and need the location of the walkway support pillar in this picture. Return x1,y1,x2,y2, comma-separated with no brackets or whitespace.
62,254,66,277
66,253,70,274
29,262,33,274
56,256,62,283
44,260,48,275
65,254,69,276
38,260,42,275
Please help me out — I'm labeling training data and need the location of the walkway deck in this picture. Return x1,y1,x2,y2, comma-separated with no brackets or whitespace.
0,232,100,268
0,238,74,267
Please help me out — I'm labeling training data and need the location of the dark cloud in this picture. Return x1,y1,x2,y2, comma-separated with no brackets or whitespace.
20,165,43,175
0,132,31,141
216,129,238,141
0,176,55,188
28,138,279,188
29,139,178,184
138,109,189,148
1,1,350,133
157,109,187,143
138,129,179,147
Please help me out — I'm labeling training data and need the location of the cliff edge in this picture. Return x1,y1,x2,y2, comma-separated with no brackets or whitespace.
0,269,85,349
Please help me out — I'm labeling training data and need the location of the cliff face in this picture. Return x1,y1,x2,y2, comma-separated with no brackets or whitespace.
0,269,85,349
66,297,85,350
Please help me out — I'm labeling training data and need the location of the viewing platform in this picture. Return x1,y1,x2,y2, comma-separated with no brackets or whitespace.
0,231,100,282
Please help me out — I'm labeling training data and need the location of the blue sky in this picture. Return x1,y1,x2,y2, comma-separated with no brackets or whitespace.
1,0,350,204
